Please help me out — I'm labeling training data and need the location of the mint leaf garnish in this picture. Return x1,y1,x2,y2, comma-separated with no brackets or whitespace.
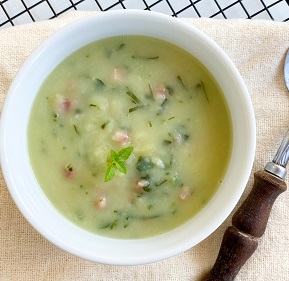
104,146,133,182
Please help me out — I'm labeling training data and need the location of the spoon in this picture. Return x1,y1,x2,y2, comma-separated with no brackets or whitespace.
203,49,289,281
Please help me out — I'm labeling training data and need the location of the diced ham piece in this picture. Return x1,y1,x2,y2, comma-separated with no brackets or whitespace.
153,86,167,105
95,196,107,209
56,97,78,114
135,179,150,193
59,98,72,112
64,168,74,179
178,186,191,201
113,68,124,81
112,129,130,145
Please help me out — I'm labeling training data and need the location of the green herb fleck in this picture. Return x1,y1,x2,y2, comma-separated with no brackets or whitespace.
172,173,183,187
196,81,209,102
163,140,172,145
175,125,190,142
146,84,154,100
156,179,168,186
140,175,151,192
104,146,134,182
94,78,105,89
148,121,152,127
67,164,73,172
126,89,141,104
166,85,174,96
105,43,126,58
116,43,125,51
177,75,187,90
169,154,175,168
101,121,110,130
137,214,161,220
53,113,58,122
132,55,159,60
89,104,99,108
129,105,145,113
110,220,118,229
143,185,151,192
182,134,189,141
73,125,80,135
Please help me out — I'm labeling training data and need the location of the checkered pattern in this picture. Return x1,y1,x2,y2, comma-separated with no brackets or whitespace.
0,0,289,29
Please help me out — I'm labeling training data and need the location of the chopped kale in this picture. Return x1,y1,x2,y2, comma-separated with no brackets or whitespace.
136,156,154,172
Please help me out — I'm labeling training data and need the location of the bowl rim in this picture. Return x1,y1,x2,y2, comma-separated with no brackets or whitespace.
0,9,256,265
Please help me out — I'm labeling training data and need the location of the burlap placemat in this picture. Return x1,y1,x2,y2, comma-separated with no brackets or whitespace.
1,11,289,281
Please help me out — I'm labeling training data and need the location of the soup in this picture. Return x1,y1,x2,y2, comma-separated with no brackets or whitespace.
28,35,232,239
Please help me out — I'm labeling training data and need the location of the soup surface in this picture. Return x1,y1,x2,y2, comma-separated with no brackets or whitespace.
28,35,232,239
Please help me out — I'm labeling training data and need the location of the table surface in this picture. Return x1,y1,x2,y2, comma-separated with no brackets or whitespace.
0,0,289,29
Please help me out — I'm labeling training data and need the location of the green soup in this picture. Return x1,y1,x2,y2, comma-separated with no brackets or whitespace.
28,35,232,239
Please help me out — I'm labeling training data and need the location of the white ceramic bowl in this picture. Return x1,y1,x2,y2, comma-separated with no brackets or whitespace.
0,10,255,265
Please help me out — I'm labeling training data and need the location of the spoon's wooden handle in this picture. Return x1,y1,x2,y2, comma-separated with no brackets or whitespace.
204,170,287,281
